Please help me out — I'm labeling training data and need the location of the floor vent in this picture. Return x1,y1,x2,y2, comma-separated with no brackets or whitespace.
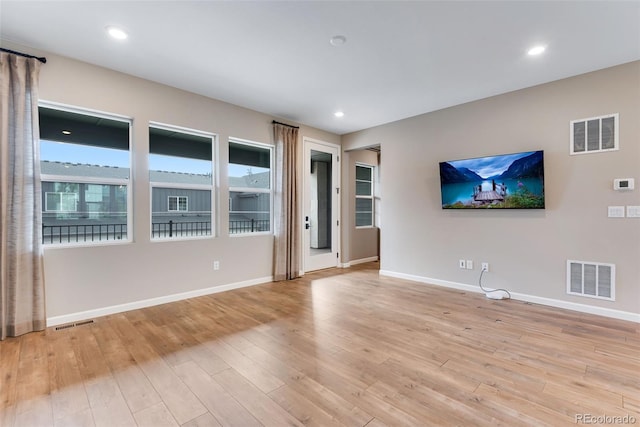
567,260,615,301
75,319,95,327
55,319,95,331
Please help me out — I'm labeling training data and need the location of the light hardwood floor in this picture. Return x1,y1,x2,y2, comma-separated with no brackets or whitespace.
1,262,639,426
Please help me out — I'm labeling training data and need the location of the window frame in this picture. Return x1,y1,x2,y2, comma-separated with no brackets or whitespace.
228,138,273,236
149,121,216,242
355,163,375,228
39,101,133,247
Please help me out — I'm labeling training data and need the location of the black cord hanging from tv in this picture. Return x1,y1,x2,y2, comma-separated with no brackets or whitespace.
0,47,47,63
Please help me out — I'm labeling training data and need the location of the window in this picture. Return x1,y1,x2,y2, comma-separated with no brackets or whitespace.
229,139,272,234
570,113,618,155
149,124,214,240
39,105,131,245
45,192,78,212
355,164,374,227
168,196,188,212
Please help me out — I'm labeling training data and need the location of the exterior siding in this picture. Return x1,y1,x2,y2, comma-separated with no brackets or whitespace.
151,187,211,214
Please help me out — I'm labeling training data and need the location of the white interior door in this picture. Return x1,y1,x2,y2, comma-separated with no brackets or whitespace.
303,139,340,272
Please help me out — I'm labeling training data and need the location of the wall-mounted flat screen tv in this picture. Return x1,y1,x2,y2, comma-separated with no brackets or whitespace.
439,150,545,209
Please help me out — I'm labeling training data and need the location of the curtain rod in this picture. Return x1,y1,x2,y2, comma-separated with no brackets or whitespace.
272,120,299,129
0,47,47,63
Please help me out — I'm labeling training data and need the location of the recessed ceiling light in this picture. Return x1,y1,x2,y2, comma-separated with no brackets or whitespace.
61,130,71,135
527,45,546,56
106,26,128,40
334,111,345,118
330,35,347,46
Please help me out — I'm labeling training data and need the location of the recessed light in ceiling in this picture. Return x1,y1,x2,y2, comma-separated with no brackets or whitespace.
106,26,128,40
334,111,345,118
330,35,347,46
527,45,546,56
61,130,71,135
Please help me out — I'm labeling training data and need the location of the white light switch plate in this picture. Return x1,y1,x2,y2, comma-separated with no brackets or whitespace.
627,206,640,218
608,206,625,218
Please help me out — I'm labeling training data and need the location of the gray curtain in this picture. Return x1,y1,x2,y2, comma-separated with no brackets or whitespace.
272,123,300,280
0,52,46,340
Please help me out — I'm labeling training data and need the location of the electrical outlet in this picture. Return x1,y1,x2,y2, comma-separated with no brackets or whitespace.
466,260,473,270
459,259,466,269
213,261,220,270
627,206,640,218
481,262,489,272
608,206,625,218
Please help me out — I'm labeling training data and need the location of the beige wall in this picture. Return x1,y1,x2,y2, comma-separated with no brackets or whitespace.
343,61,640,318
7,42,639,322
27,47,340,321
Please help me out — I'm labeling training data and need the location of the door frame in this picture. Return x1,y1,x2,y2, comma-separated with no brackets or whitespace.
302,137,341,273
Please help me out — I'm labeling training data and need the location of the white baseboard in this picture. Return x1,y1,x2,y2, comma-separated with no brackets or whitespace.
46,276,274,327
341,256,379,268
379,270,640,323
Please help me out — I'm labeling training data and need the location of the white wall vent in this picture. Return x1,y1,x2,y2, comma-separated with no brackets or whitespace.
567,260,615,301
570,113,618,155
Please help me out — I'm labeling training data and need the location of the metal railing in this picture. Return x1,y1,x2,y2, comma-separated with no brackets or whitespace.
152,220,211,238
42,223,127,244
42,218,270,243
229,218,270,234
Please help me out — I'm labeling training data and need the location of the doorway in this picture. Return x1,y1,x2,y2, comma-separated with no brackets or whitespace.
303,138,340,272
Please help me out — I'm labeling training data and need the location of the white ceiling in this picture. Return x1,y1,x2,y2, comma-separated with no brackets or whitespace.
1,1,639,135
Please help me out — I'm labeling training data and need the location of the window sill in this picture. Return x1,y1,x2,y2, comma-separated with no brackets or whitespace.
229,231,273,238
151,234,214,243
43,239,132,250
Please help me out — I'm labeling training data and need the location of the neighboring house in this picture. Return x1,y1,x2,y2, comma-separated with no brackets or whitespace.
41,161,216,241
40,161,270,242
228,171,270,233
149,169,213,237
41,161,129,243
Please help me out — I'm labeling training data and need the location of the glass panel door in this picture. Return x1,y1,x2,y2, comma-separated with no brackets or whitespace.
304,140,339,272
